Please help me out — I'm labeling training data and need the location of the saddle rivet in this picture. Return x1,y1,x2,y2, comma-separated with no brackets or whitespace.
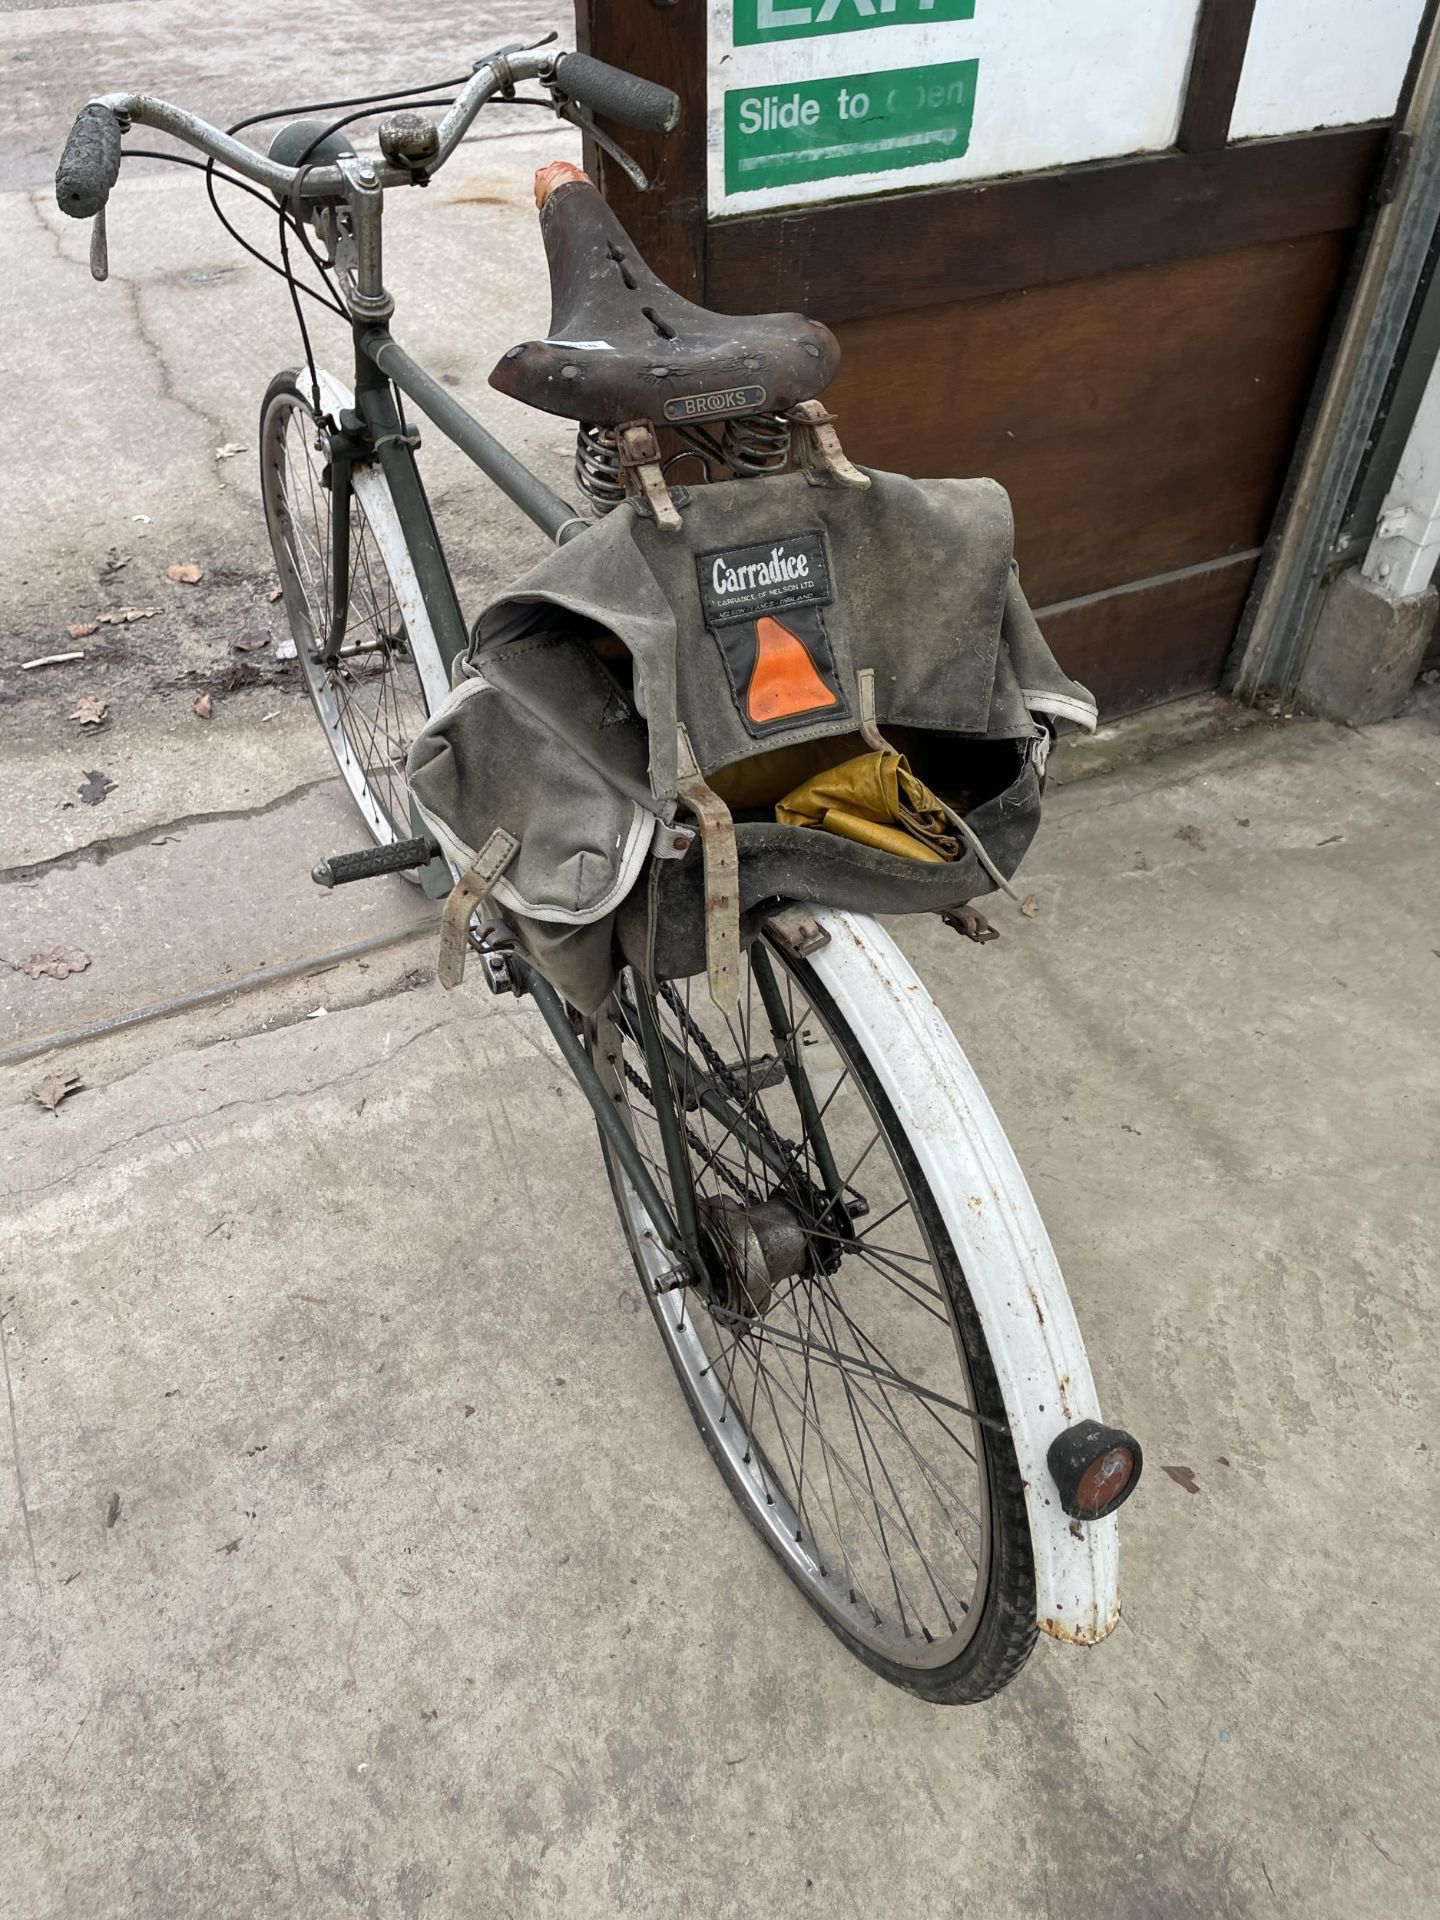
648,365,669,378
560,364,580,379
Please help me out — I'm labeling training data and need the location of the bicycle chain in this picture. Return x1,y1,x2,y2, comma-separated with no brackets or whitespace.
625,984,838,1225
657,979,799,1171
620,1059,753,1204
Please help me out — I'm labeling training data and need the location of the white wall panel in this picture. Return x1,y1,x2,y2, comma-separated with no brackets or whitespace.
1231,0,1425,140
708,0,1202,215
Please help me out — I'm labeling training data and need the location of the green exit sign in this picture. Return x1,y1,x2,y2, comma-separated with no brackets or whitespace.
734,0,976,47
724,57,977,194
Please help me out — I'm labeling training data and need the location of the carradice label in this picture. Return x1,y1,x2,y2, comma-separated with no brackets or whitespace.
696,532,851,736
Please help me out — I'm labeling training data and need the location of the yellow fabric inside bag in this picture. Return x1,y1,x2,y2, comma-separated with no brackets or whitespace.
708,736,861,812
775,751,959,863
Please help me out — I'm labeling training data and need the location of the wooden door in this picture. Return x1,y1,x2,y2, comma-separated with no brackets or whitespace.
576,0,1424,715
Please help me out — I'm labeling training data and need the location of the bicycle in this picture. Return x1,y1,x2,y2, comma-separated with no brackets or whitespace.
56,36,1142,1704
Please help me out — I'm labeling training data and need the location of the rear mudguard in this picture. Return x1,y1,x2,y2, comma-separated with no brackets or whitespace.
805,908,1121,1645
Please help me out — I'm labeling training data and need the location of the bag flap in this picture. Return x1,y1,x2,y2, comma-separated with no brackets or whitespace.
407,643,652,926
472,467,1094,797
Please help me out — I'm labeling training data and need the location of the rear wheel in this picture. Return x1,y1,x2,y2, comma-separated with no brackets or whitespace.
590,934,1037,1703
260,371,450,848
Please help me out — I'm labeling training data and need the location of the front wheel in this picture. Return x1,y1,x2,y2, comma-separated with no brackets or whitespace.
590,924,1038,1703
260,371,451,849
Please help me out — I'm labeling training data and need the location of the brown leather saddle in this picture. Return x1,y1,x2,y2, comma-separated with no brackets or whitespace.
489,164,840,430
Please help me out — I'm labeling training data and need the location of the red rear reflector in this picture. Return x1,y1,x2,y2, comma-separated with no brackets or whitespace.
1075,1447,1135,1517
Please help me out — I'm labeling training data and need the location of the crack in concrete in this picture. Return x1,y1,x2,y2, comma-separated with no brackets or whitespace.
115,271,234,452
24,185,234,467
37,956,443,1098
21,186,68,266
10,1012,467,1200
0,775,339,884
181,960,436,1055
0,1307,43,1596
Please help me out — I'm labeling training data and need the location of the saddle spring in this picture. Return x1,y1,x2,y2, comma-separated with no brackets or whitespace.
574,422,627,512
720,413,791,477
574,412,793,514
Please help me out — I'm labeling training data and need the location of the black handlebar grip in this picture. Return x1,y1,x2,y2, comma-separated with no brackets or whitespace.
311,837,442,888
552,53,681,134
56,103,124,219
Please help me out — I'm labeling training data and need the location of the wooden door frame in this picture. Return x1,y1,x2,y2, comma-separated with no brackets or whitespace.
575,0,1386,325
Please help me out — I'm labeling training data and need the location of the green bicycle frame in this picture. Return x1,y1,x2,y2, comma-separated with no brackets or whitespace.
313,326,848,1278
325,325,585,685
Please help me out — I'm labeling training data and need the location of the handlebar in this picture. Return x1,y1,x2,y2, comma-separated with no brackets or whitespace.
53,45,681,222
55,101,123,218
550,52,681,134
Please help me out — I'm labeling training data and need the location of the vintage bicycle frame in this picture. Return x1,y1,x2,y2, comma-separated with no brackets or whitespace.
64,58,1132,1639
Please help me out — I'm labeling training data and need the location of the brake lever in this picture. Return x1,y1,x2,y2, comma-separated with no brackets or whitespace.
554,101,651,192
89,206,109,282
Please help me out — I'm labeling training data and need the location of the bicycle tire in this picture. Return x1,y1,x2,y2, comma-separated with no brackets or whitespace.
259,370,451,849
590,927,1038,1704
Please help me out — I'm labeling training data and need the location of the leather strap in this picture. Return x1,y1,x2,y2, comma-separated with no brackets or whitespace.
675,725,740,1011
857,669,1026,905
437,829,520,990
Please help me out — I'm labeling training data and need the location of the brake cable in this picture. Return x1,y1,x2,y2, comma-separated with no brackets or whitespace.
198,73,474,413
120,148,347,317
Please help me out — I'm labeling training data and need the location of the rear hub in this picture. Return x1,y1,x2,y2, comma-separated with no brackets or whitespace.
695,1194,811,1318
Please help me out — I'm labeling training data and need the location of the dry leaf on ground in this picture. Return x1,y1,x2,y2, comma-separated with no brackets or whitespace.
67,621,99,640
166,563,203,585
1162,1464,1201,1494
214,443,246,460
266,583,284,603
32,1072,84,1114
71,695,109,727
193,693,213,720
16,949,91,980
275,636,297,662
95,607,158,626
78,770,115,806
1019,895,1039,918
233,630,269,652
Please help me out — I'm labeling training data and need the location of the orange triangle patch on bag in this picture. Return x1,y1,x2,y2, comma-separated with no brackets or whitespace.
747,615,840,724
696,531,850,738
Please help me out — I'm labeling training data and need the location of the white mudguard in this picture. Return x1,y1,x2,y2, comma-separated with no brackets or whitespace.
805,908,1121,1645
294,367,451,717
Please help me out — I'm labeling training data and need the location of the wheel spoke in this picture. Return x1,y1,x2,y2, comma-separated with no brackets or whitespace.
600,950,1001,1668
265,385,432,844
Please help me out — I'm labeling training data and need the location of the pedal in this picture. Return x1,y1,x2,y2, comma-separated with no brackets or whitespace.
942,906,999,945
311,836,441,886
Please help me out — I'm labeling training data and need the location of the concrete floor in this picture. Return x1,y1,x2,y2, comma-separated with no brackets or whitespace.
5,699,1438,1919
5,2,1440,1915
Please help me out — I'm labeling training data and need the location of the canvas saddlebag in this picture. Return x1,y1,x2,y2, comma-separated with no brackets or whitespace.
406,465,1096,1013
